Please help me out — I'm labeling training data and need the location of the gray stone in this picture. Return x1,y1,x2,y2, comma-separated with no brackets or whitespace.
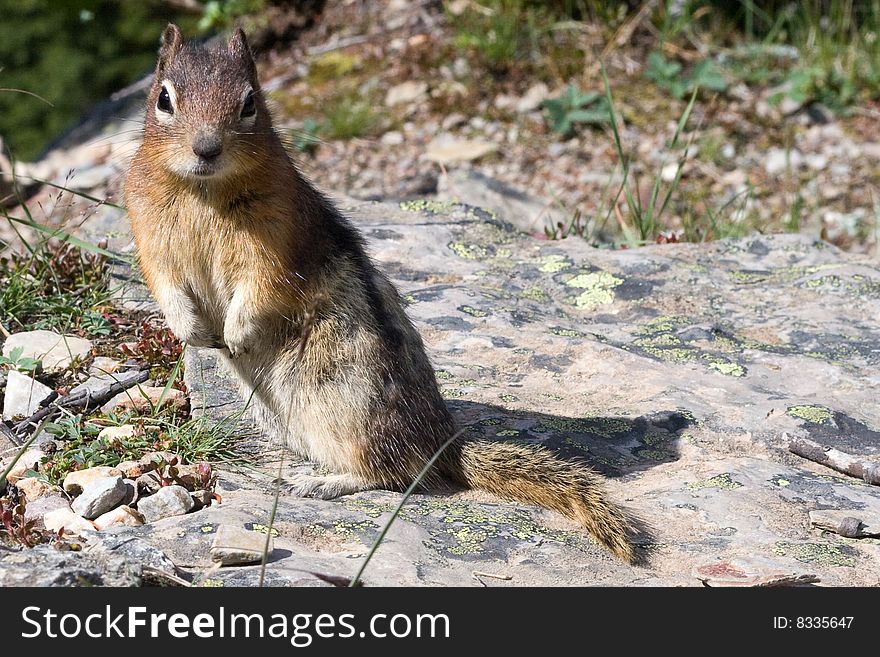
0,544,140,586
22,493,71,528
2,330,92,372
436,169,564,234
210,524,274,565
71,475,127,519
2,370,53,420
137,485,194,522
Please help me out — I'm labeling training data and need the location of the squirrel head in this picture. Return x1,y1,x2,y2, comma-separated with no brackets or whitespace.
142,24,272,182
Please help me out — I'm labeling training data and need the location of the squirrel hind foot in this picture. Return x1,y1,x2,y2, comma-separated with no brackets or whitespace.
287,473,376,500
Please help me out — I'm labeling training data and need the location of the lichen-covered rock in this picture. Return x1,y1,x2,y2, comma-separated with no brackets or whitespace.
0,544,140,586
13,196,880,587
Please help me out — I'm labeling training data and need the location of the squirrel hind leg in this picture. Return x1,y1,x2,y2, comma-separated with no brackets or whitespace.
287,473,377,500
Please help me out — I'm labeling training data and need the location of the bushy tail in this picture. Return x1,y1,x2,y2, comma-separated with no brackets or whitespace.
442,440,635,563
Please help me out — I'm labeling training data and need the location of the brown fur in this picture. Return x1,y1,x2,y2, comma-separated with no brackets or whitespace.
124,24,635,563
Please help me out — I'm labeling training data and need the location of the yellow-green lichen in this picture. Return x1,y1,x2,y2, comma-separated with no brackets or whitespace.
441,388,467,398
687,473,743,491
199,579,225,587
708,360,746,377
773,542,856,567
246,523,280,537
448,242,488,260
787,405,833,424
402,500,577,556
499,393,518,403
634,315,691,335
551,327,583,338
520,287,550,302
459,305,488,317
435,369,453,380
564,271,624,310
400,199,460,214
537,254,572,273
332,519,379,537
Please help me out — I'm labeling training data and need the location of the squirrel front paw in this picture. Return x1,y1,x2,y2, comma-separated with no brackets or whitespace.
223,313,258,357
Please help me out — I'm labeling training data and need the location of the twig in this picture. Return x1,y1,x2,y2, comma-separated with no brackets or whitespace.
788,436,880,485
12,369,149,437
473,570,512,580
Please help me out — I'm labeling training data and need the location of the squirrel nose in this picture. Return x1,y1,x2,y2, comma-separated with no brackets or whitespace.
192,133,223,159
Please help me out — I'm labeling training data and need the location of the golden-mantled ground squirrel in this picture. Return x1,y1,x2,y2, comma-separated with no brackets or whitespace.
125,24,635,562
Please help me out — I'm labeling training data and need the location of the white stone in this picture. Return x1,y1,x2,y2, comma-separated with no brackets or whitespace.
43,508,96,535
764,147,802,175
2,371,53,420
1,448,44,484
14,476,53,500
424,138,497,165
137,485,194,523
380,131,404,146
441,113,467,131
63,465,123,495
516,83,549,113
97,424,138,442
93,505,144,531
71,475,127,519
2,330,92,372
101,386,188,414
385,81,428,107
88,356,122,375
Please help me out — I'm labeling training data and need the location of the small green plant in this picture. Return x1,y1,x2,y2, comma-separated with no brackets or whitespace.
197,0,264,32
646,51,727,99
604,66,699,243
542,84,610,136
0,346,41,373
321,96,376,140
40,411,245,485
292,118,321,154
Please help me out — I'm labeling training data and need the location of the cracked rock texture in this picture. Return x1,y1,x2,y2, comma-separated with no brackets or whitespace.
4,197,880,586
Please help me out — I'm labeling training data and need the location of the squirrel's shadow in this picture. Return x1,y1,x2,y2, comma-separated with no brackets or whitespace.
447,400,692,479
444,401,694,565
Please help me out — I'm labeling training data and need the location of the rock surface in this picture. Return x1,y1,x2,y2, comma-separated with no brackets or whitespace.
71,475,127,519
4,199,880,587
137,485,195,523
2,370,53,420
63,466,123,495
210,524,274,565
2,330,92,372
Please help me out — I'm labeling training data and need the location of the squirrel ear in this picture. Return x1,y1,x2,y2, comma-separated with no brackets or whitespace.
228,28,257,79
157,23,183,74
228,28,251,58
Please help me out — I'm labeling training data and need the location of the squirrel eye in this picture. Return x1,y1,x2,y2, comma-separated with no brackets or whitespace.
157,86,174,114
240,90,256,118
